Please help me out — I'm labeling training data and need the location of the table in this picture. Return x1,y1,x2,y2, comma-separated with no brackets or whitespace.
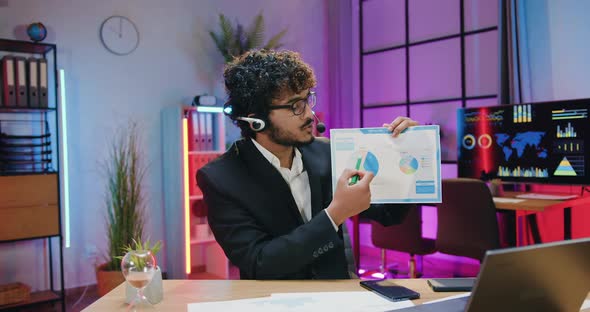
493,192,590,245
83,279,461,311
351,192,590,268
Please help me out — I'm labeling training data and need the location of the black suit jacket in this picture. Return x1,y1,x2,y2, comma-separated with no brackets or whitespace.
196,138,411,279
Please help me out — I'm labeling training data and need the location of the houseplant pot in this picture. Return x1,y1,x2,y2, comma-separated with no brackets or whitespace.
96,263,126,297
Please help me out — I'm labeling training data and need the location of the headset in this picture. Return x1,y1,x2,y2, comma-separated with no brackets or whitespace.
236,116,267,132
223,101,268,132
224,101,325,133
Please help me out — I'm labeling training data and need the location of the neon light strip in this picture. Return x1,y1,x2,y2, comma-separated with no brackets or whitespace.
196,106,223,113
59,69,71,248
182,117,191,274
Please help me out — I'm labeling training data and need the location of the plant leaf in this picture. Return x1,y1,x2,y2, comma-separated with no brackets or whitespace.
104,122,147,271
210,12,288,62
209,31,225,59
245,11,265,50
263,28,288,50
219,14,234,61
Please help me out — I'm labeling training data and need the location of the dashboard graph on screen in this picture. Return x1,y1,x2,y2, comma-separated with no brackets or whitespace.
457,99,589,185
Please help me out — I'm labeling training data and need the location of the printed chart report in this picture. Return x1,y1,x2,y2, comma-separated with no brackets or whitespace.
330,126,442,203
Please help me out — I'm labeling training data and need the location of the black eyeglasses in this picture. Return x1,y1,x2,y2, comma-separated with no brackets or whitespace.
268,91,316,116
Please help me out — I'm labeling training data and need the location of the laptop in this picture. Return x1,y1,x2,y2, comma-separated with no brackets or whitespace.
392,237,590,312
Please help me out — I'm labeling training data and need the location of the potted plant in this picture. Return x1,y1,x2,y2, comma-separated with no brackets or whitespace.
208,11,288,143
95,123,149,297
209,10,288,63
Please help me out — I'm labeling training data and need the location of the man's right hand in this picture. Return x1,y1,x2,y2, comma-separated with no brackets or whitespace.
326,169,375,226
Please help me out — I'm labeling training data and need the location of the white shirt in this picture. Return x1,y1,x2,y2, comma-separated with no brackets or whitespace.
251,139,338,231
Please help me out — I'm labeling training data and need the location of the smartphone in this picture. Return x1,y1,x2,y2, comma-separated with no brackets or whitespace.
427,278,475,292
360,279,420,301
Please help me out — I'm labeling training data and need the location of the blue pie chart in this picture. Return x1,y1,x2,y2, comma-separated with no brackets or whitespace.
362,151,379,176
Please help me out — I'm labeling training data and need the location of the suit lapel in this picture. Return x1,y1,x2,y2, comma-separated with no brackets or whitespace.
236,139,304,225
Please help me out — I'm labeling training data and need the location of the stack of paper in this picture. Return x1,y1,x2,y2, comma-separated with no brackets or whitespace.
187,291,414,312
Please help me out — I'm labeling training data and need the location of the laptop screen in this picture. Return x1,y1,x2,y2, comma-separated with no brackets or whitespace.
466,237,590,312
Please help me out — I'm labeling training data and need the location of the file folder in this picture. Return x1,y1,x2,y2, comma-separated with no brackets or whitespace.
186,111,194,150
189,111,200,151
27,58,39,108
1,56,16,107
14,57,27,107
38,58,48,108
198,113,207,151
204,113,213,150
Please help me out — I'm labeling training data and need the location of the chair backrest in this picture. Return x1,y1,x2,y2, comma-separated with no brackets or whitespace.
371,205,435,255
436,178,500,261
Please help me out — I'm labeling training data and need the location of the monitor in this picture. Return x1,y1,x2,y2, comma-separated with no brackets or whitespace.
457,99,589,185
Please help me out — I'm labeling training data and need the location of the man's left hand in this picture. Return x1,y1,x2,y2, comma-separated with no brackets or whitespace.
383,116,420,137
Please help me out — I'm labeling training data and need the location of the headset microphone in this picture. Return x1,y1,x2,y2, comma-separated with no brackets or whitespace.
312,111,326,134
235,116,266,132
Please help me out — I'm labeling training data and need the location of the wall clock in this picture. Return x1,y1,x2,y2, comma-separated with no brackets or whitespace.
100,15,140,56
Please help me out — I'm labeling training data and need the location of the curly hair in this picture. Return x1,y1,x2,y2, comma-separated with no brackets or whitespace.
224,49,317,138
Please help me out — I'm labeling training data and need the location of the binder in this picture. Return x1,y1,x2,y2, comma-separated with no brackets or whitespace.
38,58,48,107
1,56,16,107
198,113,207,151
204,113,213,150
14,57,27,107
189,111,201,151
27,58,39,108
186,111,195,151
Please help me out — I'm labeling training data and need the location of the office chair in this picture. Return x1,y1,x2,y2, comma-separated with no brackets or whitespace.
370,205,436,278
436,178,501,262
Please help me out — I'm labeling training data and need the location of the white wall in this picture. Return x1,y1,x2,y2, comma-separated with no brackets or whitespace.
520,0,590,102
0,0,329,289
545,0,590,100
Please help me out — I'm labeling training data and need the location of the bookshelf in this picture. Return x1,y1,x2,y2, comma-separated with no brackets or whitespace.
0,39,64,311
162,105,230,279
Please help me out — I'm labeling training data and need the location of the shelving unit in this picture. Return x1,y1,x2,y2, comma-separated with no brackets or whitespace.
162,105,230,279
0,39,64,311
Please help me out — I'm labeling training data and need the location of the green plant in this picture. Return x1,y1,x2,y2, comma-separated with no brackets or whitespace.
103,123,148,271
116,238,162,271
209,10,288,63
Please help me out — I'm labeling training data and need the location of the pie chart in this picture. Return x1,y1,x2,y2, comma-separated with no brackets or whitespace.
399,154,419,174
348,150,380,176
362,151,379,175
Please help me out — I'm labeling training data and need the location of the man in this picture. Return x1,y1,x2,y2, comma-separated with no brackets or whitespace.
197,50,418,280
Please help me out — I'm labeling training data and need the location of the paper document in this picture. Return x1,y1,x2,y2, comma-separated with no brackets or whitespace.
515,193,578,200
330,126,442,203
493,197,525,204
423,292,471,304
187,291,414,312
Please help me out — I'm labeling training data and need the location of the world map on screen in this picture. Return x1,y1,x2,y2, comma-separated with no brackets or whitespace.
495,131,547,161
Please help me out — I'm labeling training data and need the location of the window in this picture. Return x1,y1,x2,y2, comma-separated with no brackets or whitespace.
360,0,498,162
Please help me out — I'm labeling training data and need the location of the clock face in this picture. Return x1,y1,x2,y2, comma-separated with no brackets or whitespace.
100,15,139,55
